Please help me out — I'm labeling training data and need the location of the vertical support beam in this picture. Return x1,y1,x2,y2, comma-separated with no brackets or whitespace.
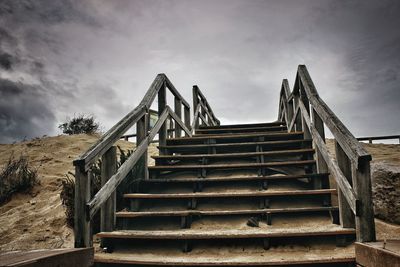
137,114,149,180
286,99,294,127
293,94,302,132
200,101,206,126
174,98,182,137
158,81,167,155
353,160,376,242
335,141,355,228
184,106,191,136
312,108,329,189
101,146,117,233
74,165,92,248
192,86,199,129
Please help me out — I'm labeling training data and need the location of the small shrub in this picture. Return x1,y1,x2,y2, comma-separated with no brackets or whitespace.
58,115,99,135
60,173,75,227
0,155,39,204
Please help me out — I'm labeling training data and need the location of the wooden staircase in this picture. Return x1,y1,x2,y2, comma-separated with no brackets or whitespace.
73,65,375,267
94,122,356,266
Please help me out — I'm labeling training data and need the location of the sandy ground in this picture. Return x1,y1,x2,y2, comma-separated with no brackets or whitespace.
0,134,398,251
0,134,157,252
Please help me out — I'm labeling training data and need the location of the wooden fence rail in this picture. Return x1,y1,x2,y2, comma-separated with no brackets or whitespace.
278,65,376,242
73,74,218,248
357,135,400,144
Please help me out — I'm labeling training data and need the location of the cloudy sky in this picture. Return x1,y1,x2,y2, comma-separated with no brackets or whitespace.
0,0,399,143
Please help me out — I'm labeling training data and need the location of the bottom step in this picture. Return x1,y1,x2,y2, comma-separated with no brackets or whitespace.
94,244,355,266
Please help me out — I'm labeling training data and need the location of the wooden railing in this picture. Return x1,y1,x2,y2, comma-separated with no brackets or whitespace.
278,65,375,242
357,135,400,144
73,74,218,248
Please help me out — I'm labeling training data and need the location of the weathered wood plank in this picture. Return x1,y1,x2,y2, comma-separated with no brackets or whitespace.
0,248,94,267
353,159,376,242
166,107,192,137
191,104,201,131
174,98,182,137
137,114,148,180
298,100,357,214
100,146,117,233
184,106,190,136
158,81,167,155
87,108,171,219
297,65,371,166
335,140,356,228
355,241,400,267
74,166,91,248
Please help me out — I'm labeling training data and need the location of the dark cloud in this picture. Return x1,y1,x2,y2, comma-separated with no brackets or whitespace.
0,78,55,143
0,0,399,143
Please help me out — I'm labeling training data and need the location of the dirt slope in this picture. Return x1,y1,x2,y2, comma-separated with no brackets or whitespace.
0,135,398,251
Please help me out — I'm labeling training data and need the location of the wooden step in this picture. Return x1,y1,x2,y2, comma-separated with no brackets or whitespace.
142,173,329,183
199,121,285,129
159,139,312,153
149,160,316,171
94,247,355,266
116,206,339,218
195,125,287,135
97,226,355,240
124,189,336,199
152,148,314,161
167,131,303,144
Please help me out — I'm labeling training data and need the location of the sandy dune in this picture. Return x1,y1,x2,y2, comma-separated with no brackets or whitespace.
0,134,398,251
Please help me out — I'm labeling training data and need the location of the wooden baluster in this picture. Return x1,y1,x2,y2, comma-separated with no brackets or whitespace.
353,160,376,242
174,98,182,137
158,81,167,155
312,108,329,189
184,106,191,136
137,114,148,180
335,141,355,228
74,165,92,248
101,146,117,233
286,99,294,128
293,94,302,132
192,86,199,129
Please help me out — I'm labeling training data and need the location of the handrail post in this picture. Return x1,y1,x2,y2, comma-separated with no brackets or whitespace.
293,93,302,132
184,106,191,136
335,141,355,228
192,86,199,129
100,146,117,234
312,107,329,189
158,81,167,155
174,97,182,137
137,114,148,180
74,165,92,248
353,160,376,242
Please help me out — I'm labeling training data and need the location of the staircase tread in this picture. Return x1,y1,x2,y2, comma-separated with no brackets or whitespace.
152,148,314,159
199,121,285,129
94,247,355,265
159,139,312,149
97,225,355,239
123,188,336,199
169,131,303,141
143,173,329,183
116,206,339,217
195,126,287,134
148,160,315,170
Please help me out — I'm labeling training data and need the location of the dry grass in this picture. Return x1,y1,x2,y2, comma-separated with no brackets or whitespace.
0,155,39,205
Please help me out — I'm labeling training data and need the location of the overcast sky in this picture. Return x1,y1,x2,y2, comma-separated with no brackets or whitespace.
0,0,399,143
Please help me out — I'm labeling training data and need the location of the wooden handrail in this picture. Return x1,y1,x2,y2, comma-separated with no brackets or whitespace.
192,85,220,129
278,65,375,242
297,66,371,167
74,74,218,248
74,75,190,171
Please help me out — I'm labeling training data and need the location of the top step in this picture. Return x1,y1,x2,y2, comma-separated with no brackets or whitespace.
199,121,285,130
195,125,287,135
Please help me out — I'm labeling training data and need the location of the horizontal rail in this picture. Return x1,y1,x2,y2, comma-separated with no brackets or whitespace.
357,135,400,143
